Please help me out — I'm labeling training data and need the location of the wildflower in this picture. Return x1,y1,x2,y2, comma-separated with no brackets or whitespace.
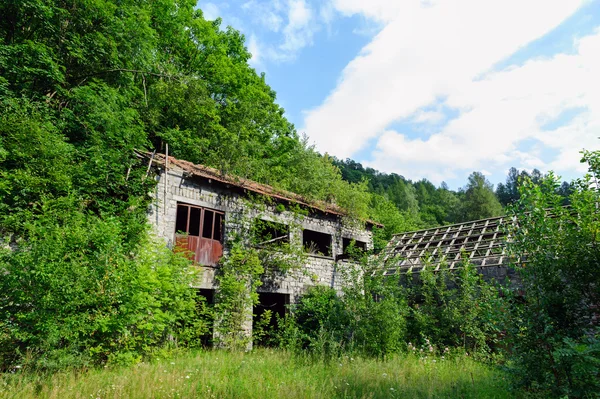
186,376,190,379
429,346,433,352
171,362,175,365
390,388,395,391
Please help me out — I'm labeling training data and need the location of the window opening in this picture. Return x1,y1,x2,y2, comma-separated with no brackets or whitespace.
343,238,367,254
174,203,225,266
254,220,289,246
189,207,201,236
175,203,223,241
175,204,189,233
214,213,224,242
197,289,215,347
303,229,332,256
202,209,214,239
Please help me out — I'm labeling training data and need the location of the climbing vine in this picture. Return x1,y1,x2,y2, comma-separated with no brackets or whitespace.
212,196,310,350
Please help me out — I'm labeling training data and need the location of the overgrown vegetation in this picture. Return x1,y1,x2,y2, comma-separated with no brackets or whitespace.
1,2,599,398
0,349,513,399
274,253,505,361
502,150,600,398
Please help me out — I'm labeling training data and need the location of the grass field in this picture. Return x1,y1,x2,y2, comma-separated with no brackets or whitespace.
0,350,513,399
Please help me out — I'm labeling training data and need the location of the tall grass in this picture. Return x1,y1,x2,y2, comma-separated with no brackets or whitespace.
0,349,512,399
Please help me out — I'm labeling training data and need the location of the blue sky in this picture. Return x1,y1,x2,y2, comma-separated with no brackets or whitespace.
197,0,600,189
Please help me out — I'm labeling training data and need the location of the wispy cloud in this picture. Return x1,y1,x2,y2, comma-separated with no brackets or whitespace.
198,1,220,20
301,0,595,183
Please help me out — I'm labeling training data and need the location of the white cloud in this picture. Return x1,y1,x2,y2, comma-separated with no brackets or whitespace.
199,2,220,20
242,0,285,32
247,34,262,68
237,0,322,63
302,0,595,183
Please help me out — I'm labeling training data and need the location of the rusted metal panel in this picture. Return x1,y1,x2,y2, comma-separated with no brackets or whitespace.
175,234,223,266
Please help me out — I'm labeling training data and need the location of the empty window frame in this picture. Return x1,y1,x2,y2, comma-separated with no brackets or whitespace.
175,203,224,241
303,229,332,256
342,237,367,254
253,219,289,246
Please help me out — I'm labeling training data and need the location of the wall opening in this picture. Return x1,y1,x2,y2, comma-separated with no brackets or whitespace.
253,292,289,347
253,219,289,246
175,203,224,265
303,229,332,256
197,289,215,347
343,237,367,254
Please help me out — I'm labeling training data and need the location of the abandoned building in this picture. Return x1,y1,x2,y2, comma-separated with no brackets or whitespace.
381,215,519,285
141,151,378,333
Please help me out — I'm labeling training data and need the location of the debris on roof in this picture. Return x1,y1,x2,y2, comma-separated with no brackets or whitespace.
137,150,383,227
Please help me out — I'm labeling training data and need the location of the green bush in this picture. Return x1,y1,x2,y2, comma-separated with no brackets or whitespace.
404,261,505,356
0,208,207,371
504,150,600,397
278,252,504,360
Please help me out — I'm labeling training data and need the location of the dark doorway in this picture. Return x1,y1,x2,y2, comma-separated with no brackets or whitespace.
197,289,215,347
253,292,289,346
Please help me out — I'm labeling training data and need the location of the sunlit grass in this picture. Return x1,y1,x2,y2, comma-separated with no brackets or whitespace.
0,349,513,399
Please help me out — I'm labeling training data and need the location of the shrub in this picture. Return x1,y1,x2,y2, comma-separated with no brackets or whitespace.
0,207,206,371
504,150,600,397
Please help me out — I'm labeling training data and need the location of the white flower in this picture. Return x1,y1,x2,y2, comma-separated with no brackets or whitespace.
186,376,190,379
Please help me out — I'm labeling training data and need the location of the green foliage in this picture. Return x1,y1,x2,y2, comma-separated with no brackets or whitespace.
278,253,503,360
249,216,307,275
504,151,600,397
334,158,507,229
213,241,263,351
0,0,394,370
368,193,420,252
0,349,514,399
452,172,503,222
404,261,505,356
0,212,205,370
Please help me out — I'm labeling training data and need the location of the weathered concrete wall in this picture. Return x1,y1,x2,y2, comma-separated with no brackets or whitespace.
148,166,373,303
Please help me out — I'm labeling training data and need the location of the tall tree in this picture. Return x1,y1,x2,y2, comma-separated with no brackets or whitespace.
453,172,503,221
505,151,600,396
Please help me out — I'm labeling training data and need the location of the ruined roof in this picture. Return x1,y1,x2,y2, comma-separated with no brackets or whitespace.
381,215,512,274
138,151,382,227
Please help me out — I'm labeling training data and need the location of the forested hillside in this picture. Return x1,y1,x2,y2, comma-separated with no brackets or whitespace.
333,158,574,229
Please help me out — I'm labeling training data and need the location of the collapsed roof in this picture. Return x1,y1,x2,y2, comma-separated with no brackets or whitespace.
382,215,512,274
